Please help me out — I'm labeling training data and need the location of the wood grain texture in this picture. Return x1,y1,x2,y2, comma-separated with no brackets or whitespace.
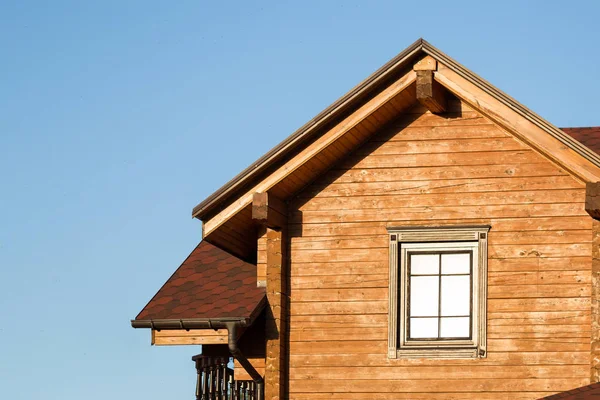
152,329,228,346
435,63,600,183
286,103,592,397
416,70,447,113
592,219,600,381
202,70,418,237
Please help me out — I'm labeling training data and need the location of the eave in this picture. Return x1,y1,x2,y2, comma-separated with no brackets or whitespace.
192,38,600,223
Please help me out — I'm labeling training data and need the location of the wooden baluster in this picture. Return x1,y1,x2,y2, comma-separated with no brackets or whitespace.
227,374,234,400
220,360,228,400
215,358,221,400
202,358,209,400
214,361,221,399
194,357,202,400
209,360,215,400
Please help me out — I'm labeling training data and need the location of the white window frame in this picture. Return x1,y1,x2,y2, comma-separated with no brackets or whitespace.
387,226,489,359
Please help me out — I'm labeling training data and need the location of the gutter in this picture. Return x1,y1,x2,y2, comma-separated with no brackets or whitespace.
131,317,251,330
226,321,264,400
131,318,265,399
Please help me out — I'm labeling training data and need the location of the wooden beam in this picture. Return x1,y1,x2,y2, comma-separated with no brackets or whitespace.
253,191,289,396
265,227,288,400
588,182,600,382
252,192,287,230
434,63,600,183
413,55,437,71
592,218,600,382
416,70,447,114
152,329,228,346
202,70,417,237
587,182,600,220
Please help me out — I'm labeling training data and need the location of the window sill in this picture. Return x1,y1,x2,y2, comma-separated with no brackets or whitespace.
394,348,483,359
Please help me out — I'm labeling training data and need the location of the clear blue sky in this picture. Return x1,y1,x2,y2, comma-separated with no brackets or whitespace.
1,1,599,398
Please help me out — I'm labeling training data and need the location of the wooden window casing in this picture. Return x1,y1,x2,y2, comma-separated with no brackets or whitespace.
387,226,489,359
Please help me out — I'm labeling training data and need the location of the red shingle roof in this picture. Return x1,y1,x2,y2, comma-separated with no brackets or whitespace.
134,241,265,322
540,382,600,399
562,127,600,156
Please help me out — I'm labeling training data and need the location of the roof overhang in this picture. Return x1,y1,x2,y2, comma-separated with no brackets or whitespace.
192,38,600,224
132,241,266,329
131,302,265,330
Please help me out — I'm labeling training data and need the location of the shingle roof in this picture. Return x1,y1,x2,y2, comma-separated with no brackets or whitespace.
541,382,600,399
562,127,600,156
134,241,265,322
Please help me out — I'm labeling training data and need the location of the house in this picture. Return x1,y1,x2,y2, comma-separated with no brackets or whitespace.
131,39,600,399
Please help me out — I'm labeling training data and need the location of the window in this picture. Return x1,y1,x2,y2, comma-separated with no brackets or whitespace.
387,226,489,359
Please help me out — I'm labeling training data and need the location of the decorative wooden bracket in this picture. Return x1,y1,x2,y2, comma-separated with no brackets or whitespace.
586,182,600,220
252,192,287,230
414,56,447,114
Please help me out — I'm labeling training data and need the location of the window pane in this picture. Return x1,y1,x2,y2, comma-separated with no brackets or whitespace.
410,317,438,339
410,276,439,317
440,317,470,338
441,253,470,275
410,254,439,275
440,275,470,316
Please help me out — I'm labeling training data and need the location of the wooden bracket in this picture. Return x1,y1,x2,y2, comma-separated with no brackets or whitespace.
416,70,447,114
586,182,600,220
252,192,287,230
413,55,437,71
414,56,447,114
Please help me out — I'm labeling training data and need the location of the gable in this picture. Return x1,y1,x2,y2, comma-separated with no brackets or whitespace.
291,100,587,232
194,39,600,260
284,102,593,397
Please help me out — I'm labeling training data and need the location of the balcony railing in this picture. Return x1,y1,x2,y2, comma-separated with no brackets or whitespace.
192,355,257,400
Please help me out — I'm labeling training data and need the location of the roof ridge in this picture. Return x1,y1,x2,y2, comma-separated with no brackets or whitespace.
192,39,600,221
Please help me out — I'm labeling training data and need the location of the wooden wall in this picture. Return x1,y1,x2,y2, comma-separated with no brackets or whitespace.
283,100,592,399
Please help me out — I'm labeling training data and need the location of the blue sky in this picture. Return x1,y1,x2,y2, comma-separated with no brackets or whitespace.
1,1,599,398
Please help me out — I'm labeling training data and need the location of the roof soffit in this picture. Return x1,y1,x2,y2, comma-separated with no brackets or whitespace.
202,68,418,237
194,39,600,232
433,62,600,183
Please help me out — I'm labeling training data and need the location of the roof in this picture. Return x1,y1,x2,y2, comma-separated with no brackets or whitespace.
563,127,600,156
192,38,600,221
541,382,600,399
133,241,265,327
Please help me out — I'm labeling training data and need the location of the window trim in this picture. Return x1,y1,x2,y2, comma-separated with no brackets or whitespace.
387,226,489,359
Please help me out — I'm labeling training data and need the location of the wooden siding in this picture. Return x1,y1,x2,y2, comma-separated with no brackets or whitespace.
203,73,418,260
152,329,228,346
285,100,592,399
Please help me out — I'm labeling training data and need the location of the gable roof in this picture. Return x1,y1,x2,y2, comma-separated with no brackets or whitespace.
132,241,265,329
192,38,600,222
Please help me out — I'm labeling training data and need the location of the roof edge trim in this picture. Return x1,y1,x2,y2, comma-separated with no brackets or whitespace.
131,317,251,330
191,38,425,219
193,38,600,221
132,293,267,330
421,40,600,168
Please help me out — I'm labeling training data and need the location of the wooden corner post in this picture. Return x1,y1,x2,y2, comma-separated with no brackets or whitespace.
414,55,447,114
586,182,600,382
252,192,288,400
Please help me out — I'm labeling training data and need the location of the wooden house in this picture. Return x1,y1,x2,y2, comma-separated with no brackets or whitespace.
132,39,600,399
